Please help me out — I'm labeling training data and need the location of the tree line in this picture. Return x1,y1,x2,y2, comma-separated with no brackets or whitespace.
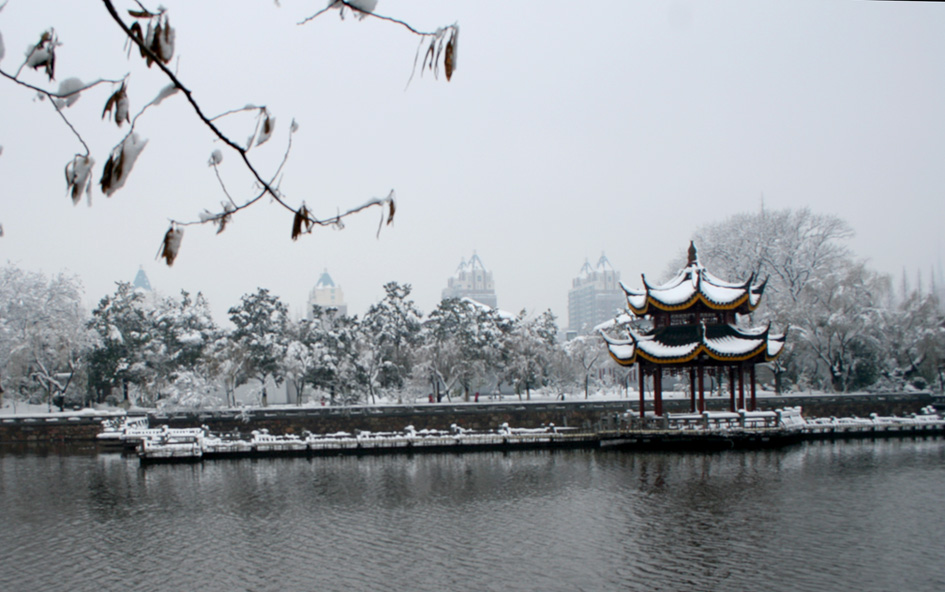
0,272,611,411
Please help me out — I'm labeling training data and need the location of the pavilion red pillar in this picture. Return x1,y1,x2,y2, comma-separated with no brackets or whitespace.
750,364,757,411
697,364,705,413
728,366,736,412
638,364,645,419
689,368,696,413
738,366,745,410
654,368,663,416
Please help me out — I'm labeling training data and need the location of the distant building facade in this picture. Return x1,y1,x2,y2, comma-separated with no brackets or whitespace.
568,253,625,334
307,269,347,317
442,252,498,308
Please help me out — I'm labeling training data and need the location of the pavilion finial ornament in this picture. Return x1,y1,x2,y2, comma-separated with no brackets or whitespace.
687,241,698,266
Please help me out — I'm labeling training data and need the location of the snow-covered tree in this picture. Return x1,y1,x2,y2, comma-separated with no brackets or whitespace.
152,291,219,373
203,336,248,408
564,334,602,399
0,1,457,262
879,290,945,391
87,281,160,404
360,282,422,404
421,298,510,402
150,290,222,408
0,264,92,410
690,206,854,308
302,306,364,405
686,207,861,392
792,262,889,392
227,288,290,403
503,310,558,401
87,283,221,406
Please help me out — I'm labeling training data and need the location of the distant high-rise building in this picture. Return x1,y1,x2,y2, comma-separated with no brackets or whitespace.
442,252,498,308
307,269,347,317
568,253,625,334
132,266,152,291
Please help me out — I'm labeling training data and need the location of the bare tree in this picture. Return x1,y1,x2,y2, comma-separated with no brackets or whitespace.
691,206,854,307
0,0,458,262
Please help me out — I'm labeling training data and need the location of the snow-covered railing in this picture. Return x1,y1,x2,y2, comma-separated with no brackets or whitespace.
250,429,307,452
800,411,945,434
777,407,806,429
134,421,592,462
662,410,783,431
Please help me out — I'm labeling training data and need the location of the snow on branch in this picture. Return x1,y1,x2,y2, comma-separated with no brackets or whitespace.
1,1,455,262
299,1,460,85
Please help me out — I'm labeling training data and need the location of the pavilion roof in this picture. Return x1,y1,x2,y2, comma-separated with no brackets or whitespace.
601,322,786,366
620,243,766,315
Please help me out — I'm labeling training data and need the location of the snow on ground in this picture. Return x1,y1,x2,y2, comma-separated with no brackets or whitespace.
1,387,810,417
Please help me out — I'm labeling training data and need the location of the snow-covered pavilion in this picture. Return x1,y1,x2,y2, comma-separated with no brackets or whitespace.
602,242,786,417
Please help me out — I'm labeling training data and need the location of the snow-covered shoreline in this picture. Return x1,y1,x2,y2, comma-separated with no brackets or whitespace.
2,387,900,418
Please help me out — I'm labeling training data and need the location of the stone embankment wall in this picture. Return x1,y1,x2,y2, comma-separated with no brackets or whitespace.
1,392,941,443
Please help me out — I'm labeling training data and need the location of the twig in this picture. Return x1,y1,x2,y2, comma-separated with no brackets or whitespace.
298,1,438,37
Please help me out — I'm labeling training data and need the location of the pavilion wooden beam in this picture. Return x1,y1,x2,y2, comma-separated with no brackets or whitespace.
738,366,745,410
638,363,645,419
750,364,757,411
697,364,705,413
654,368,663,417
689,367,696,413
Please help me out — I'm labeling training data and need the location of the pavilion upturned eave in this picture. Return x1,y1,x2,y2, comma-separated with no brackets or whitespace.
625,291,760,316
606,342,781,367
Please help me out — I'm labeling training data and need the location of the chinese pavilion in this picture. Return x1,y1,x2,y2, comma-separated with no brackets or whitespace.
601,242,786,417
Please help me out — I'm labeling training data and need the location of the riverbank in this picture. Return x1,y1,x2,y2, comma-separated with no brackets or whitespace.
119,407,941,464
1,391,942,443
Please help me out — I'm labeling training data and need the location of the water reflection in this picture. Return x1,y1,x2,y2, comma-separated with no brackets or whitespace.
1,440,943,592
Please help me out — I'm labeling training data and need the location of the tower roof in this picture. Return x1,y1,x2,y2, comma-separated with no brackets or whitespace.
595,253,615,273
132,267,151,291
315,269,335,288
620,243,767,315
578,258,594,277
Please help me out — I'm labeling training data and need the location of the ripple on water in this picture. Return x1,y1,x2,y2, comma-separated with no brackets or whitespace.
1,441,944,592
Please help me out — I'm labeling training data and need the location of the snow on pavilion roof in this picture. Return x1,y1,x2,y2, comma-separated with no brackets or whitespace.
601,322,786,366
620,244,766,315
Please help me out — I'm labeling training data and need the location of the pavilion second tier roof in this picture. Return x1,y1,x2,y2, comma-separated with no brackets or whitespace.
602,322,786,366
620,244,767,315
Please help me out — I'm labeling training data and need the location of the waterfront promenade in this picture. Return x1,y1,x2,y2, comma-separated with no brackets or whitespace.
1,391,942,446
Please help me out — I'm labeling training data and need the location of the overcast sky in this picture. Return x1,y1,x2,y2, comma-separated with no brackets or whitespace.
2,0,943,325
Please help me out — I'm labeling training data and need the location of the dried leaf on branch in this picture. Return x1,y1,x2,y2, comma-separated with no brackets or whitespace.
158,225,184,266
408,24,459,86
64,155,94,206
256,112,275,148
25,29,58,80
292,205,314,240
101,82,130,126
127,12,174,67
444,28,458,81
246,107,275,150
387,193,396,226
100,133,148,196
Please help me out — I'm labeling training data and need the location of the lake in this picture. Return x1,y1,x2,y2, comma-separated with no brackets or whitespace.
1,439,943,591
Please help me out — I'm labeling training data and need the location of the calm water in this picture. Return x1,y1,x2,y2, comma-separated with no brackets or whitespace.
1,440,943,592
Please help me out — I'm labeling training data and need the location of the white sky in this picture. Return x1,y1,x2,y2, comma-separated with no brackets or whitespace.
2,1,943,325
